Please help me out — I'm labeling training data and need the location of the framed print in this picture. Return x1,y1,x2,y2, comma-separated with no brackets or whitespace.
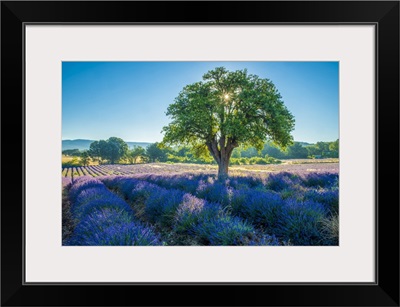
1,1,399,306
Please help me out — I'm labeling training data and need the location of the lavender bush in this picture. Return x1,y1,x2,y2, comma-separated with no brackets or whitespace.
65,175,162,246
174,194,222,235
191,215,255,246
67,208,161,246
276,199,327,245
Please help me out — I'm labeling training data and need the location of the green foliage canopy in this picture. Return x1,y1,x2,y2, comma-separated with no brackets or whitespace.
107,137,129,164
88,137,128,164
80,150,91,166
287,142,309,159
146,142,168,162
127,145,146,164
162,67,295,176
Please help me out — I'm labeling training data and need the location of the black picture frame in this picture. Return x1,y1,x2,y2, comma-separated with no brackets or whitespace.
1,1,399,306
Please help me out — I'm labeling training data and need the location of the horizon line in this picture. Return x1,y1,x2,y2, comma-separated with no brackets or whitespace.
62,138,338,144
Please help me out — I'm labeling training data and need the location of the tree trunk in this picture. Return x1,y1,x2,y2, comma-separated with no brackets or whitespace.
217,154,230,178
207,137,236,179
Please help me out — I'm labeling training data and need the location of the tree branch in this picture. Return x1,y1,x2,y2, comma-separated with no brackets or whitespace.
207,140,221,164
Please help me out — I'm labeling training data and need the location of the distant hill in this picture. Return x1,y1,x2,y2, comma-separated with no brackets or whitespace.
298,141,314,147
62,139,152,151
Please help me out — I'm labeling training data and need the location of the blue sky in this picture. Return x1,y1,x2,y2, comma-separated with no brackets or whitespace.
62,62,338,144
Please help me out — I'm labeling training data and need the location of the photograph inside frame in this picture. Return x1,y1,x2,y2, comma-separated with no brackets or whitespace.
1,0,395,304
61,61,339,247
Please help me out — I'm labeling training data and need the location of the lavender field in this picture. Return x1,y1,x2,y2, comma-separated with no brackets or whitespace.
62,162,339,246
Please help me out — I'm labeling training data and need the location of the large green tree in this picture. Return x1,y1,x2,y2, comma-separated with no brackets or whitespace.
80,150,91,166
146,142,168,162
329,139,339,152
107,137,129,164
287,142,308,159
262,142,286,159
88,140,109,164
127,145,146,164
88,137,128,164
162,67,295,177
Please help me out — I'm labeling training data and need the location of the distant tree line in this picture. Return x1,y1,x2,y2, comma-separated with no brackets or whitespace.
62,137,338,167
233,139,339,160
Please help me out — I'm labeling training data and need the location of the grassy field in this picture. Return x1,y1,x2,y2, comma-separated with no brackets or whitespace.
62,155,98,166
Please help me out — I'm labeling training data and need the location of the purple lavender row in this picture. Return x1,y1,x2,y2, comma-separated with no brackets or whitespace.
96,165,113,175
62,177,72,188
199,173,338,246
72,167,80,180
129,171,338,193
112,172,338,246
65,168,72,179
62,168,68,177
87,165,107,177
77,167,84,177
86,166,99,176
90,165,108,176
102,176,279,246
97,163,216,176
121,172,337,211
80,166,89,176
67,162,338,179
64,176,162,246
84,166,98,177
103,165,135,176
